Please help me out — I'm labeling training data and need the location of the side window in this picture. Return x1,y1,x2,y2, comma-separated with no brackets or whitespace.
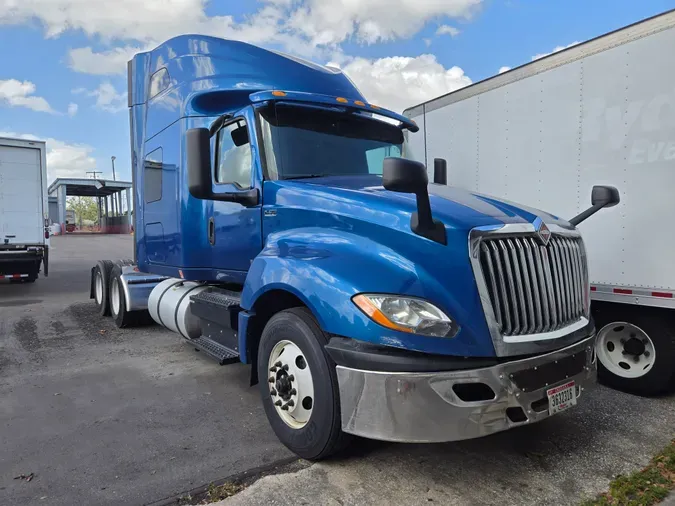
149,68,170,99
365,145,402,174
144,148,163,203
216,120,252,188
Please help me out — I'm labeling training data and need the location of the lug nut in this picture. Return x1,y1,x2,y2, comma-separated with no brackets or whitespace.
270,389,277,396
288,375,295,381
620,338,626,344
644,351,650,358
290,388,297,395
268,377,275,383
286,399,295,407
282,364,289,371
274,400,282,406
274,361,282,367
642,339,649,345
281,404,289,411
269,367,276,372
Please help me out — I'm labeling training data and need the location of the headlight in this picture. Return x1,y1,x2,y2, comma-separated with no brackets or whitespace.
352,294,459,338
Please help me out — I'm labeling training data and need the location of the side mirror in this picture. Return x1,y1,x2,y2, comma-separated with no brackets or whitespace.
186,127,259,206
591,185,620,208
187,128,213,200
433,158,447,185
569,185,620,227
383,157,446,245
382,157,428,194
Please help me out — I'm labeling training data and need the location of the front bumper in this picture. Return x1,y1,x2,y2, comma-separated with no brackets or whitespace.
336,334,596,443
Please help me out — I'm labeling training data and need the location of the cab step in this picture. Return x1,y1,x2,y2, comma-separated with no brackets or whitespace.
191,336,239,365
190,288,242,365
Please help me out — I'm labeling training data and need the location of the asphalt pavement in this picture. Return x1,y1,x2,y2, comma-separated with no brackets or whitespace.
218,384,675,506
2,235,674,506
0,235,291,506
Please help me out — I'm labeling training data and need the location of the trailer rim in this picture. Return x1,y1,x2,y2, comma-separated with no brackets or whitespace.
110,277,121,317
95,271,104,305
268,339,314,429
596,322,655,379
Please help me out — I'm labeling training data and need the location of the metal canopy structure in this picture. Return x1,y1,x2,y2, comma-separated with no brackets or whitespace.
48,178,132,234
48,178,131,197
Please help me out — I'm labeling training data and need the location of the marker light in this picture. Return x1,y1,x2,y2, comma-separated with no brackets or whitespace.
353,294,459,338
354,100,365,106
272,91,287,97
336,97,348,103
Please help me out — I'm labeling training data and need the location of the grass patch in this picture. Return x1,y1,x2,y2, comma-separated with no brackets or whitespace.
203,482,245,504
582,440,675,506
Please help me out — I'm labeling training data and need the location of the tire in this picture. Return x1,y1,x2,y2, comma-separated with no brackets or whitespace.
257,307,350,460
93,260,114,316
593,302,675,396
109,265,151,328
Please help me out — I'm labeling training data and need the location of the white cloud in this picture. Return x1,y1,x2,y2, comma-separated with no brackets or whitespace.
436,25,460,37
0,79,56,113
74,82,127,113
67,103,78,116
68,45,141,75
532,41,580,61
2,0,483,74
289,0,480,45
498,66,511,74
331,54,472,113
423,38,432,47
0,131,98,181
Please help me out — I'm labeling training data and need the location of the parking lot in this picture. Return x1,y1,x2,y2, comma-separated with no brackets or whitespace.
0,235,291,506
1,235,674,506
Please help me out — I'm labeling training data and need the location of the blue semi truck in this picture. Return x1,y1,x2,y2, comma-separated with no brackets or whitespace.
91,35,619,459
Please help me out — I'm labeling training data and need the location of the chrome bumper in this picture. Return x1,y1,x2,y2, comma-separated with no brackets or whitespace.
336,334,596,443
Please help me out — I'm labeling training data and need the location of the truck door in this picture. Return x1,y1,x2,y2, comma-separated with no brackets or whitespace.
210,117,262,273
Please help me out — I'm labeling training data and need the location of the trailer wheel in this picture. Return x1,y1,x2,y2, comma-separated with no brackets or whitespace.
257,307,350,460
93,260,114,316
108,265,149,328
593,303,675,396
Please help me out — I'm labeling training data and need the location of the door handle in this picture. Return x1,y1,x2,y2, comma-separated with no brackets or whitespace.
208,217,215,245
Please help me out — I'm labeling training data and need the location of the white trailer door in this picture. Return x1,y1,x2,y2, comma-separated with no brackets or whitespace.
0,145,44,245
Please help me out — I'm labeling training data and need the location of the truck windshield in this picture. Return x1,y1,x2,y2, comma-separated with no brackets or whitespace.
258,104,405,180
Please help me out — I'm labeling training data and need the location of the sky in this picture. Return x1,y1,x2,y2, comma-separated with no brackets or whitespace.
0,0,673,183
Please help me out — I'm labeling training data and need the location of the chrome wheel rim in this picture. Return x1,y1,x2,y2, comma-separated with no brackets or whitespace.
95,272,103,305
110,278,121,316
267,340,314,429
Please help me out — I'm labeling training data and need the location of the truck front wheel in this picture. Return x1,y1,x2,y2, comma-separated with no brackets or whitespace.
257,307,350,460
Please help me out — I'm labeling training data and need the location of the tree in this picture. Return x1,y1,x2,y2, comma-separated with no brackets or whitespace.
67,196,99,226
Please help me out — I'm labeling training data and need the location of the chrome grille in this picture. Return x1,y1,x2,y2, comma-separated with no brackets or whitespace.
479,235,588,336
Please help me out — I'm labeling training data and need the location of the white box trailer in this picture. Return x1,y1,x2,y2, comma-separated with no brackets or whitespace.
0,137,49,282
404,10,675,395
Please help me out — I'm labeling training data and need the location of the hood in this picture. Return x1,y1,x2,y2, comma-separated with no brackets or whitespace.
275,174,569,231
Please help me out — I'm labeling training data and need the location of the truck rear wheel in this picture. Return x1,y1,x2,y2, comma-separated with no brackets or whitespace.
257,307,350,460
109,265,151,328
93,260,114,316
593,303,675,396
